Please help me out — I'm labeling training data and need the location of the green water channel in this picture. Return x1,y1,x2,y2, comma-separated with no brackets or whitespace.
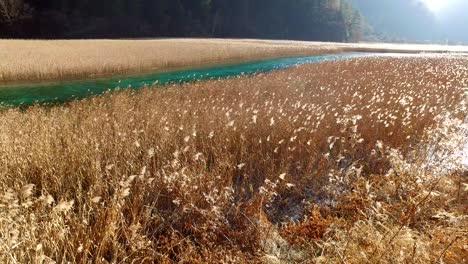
0,52,373,106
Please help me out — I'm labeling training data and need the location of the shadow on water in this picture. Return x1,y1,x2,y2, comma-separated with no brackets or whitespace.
0,53,371,107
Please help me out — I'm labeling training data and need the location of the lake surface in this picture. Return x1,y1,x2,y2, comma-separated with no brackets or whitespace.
0,52,375,106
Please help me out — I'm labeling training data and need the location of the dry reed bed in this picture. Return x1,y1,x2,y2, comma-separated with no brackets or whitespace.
2,38,468,84
0,56,467,263
0,39,339,83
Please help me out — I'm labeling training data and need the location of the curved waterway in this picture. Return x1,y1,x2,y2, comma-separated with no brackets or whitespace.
0,52,372,106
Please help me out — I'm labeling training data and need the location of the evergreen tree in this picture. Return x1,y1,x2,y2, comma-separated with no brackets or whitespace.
0,0,364,41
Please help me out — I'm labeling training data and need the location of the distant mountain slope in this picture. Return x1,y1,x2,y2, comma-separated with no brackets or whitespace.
350,0,440,42
439,1,468,42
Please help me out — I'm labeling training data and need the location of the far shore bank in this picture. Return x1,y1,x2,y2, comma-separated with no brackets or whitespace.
1,38,468,84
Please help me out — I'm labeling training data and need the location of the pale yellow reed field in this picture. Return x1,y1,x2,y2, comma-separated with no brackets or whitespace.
2,38,468,83
0,38,337,83
0,56,467,263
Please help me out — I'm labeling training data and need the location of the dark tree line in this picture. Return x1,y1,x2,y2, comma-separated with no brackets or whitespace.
0,0,363,42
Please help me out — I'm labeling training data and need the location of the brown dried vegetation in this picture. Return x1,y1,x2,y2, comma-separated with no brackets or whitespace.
2,38,468,84
0,56,467,263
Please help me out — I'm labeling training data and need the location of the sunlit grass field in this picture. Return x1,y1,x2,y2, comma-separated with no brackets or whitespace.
2,38,468,84
0,56,467,263
0,39,337,83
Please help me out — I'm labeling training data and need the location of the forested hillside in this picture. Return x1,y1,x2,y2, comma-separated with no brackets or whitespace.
0,0,363,41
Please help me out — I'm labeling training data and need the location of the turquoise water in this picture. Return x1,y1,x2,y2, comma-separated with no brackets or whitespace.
0,52,370,106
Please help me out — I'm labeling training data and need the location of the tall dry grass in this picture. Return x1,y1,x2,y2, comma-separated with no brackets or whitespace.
2,38,468,84
0,39,339,84
0,56,467,263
